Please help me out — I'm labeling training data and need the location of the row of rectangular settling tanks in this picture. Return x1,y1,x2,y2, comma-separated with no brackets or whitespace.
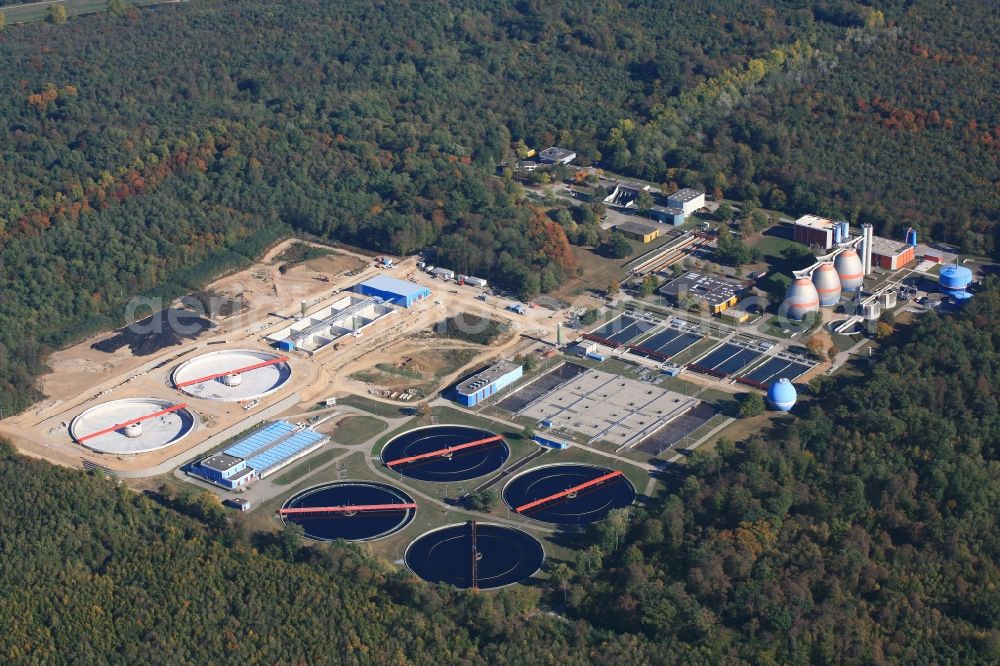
268,276,432,352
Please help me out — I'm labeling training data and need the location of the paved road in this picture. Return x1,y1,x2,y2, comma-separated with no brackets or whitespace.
1,0,179,25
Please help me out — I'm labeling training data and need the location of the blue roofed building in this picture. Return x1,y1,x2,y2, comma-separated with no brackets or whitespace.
453,360,522,407
189,421,328,490
354,275,431,308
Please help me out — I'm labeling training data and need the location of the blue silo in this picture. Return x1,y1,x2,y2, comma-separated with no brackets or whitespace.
939,264,972,294
767,378,797,412
905,227,918,247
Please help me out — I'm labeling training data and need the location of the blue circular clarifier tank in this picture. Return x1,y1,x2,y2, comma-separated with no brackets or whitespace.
767,378,797,412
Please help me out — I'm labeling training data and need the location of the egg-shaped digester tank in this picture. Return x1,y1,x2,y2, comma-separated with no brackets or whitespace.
812,263,841,307
835,248,864,291
784,278,820,321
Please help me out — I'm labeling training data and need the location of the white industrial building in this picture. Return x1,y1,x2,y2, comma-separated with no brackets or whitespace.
666,188,706,215
538,147,577,165
266,294,396,353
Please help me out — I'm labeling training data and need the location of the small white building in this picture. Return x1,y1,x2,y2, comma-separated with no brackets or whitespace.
667,188,706,215
538,147,577,165
461,276,488,288
431,267,455,280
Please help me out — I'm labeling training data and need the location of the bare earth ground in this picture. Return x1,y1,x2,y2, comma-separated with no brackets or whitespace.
0,238,575,473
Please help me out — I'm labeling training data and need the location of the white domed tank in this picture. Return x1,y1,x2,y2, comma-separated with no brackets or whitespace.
767,378,797,412
784,277,820,320
834,248,864,291
812,263,841,307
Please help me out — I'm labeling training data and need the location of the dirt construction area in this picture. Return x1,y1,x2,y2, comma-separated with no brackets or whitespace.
0,238,576,476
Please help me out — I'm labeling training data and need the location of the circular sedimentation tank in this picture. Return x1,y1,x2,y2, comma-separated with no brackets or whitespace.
69,398,196,454
502,464,636,525
280,481,416,542
767,378,797,412
405,522,544,589
380,425,510,483
171,349,291,402
834,248,864,291
784,277,820,321
939,264,972,293
812,263,841,307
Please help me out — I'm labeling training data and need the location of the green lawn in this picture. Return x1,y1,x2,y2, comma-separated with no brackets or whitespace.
269,448,348,486
338,394,412,419
329,415,387,445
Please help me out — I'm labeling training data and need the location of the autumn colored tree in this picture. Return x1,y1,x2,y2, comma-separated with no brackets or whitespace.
47,4,68,23
108,0,130,17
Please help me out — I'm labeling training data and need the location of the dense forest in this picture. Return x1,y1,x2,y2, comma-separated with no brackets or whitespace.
1,290,998,663
0,0,996,413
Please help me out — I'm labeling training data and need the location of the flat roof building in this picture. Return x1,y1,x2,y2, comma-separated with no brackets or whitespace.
190,421,328,490
660,271,742,314
649,205,686,226
538,147,577,164
870,236,916,270
455,361,523,407
793,214,846,250
616,221,660,243
666,188,706,215
354,275,431,308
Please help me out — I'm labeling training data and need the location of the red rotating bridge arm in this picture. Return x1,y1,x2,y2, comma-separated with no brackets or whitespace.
278,503,416,517
514,470,625,514
174,356,288,388
385,435,503,468
75,403,189,443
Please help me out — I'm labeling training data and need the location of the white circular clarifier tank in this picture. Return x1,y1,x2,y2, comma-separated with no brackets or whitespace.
69,398,196,454
171,349,292,402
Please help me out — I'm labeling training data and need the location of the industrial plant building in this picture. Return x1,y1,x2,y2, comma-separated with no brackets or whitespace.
659,271,742,314
191,421,328,490
538,146,577,164
266,294,396,353
648,205,686,226
454,360,523,407
792,215,848,250
869,236,916,270
604,182,649,208
616,221,661,243
354,275,431,308
666,188,706,215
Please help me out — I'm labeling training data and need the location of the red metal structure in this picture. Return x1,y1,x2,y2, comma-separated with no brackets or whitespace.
385,435,503,468
514,470,625,513
278,503,416,517
174,356,288,388
75,403,188,443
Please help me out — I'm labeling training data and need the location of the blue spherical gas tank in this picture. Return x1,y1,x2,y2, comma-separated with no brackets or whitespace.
767,378,797,412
